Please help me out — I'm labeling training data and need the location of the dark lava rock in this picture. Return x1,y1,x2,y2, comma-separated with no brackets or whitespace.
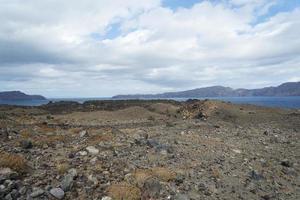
249,170,264,181
20,140,33,149
142,178,161,198
281,159,292,167
146,139,160,148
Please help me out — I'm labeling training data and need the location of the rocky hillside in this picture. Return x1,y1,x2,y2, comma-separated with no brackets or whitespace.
0,100,299,199
0,91,46,101
113,82,300,99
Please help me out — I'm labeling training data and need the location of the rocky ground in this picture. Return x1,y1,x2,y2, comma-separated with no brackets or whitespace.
0,99,299,200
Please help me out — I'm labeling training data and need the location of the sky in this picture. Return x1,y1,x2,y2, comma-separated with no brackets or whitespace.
0,0,300,97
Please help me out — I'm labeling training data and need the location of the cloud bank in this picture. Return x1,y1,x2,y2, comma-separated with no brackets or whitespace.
0,0,299,97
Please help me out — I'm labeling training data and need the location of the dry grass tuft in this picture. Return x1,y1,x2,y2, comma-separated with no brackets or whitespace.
56,162,69,175
33,135,66,147
0,151,29,173
18,129,66,147
151,167,176,182
36,123,56,133
132,167,176,186
210,167,222,179
87,134,113,145
107,183,141,200
133,169,153,187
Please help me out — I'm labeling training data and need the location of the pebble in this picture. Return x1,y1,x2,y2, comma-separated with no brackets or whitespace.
79,130,88,138
68,168,78,178
77,151,88,156
90,157,98,164
174,194,190,200
30,188,44,198
0,168,19,180
61,174,74,192
143,178,161,198
101,196,112,200
88,174,98,185
4,193,12,200
232,149,241,154
86,146,99,155
50,188,65,199
281,159,292,167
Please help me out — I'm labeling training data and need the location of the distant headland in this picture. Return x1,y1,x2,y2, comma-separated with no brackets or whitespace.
113,82,300,99
0,91,46,101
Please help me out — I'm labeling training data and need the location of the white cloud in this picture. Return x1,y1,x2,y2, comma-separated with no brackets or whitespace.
0,0,299,97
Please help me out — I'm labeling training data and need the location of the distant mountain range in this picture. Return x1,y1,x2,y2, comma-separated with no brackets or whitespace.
0,91,46,101
113,82,300,99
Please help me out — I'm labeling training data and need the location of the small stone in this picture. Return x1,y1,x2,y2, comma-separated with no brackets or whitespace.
143,178,161,198
175,174,185,184
0,184,5,191
281,159,292,168
19,186,27,195
147,139,159,148
86,146,99,155
88,174,98,185
77,151,88,156
68,153,75,159
10,189,20,199
0,168,19,180
174,194,190,200
101,196,112,200
68,168,77,178
20,140,33,149
232,149,241,154
249,170,264,181
90,157,98,165
50,188,65,199
30,188,44,198
61,174,74,192
4,193,12,200
79,130,88,138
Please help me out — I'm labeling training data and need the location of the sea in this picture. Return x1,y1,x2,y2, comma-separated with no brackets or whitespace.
0,97,300,109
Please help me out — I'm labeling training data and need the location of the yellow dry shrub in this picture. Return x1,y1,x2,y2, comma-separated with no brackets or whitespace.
0,151,29,173
107,183,141,200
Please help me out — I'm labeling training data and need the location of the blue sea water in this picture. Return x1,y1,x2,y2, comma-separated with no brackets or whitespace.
0,97,300,109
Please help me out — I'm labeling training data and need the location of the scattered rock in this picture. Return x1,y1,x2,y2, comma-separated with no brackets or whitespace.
77,151,88,156
68,168,78,178
174,194,190,200
30,188,44,198
20,140,33,149
142,178,161,198
61,174,74,192
86,146,99,155
90,157,98,165
61,169,77,191
232,149,241,154
249,170,264,181
0,168,19,180
79,130,88,138
50,188,65,199
88,174,98,185
101,197,112,200
281,159,292,167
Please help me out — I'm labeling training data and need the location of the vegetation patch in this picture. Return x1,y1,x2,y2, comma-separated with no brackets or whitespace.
107,183,141,200
0,151,29,173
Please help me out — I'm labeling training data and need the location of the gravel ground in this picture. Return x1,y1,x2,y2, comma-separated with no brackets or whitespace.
0,100,299,200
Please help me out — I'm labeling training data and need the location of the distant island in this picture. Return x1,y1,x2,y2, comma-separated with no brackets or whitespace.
0,91,46,101
113,82,300,99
